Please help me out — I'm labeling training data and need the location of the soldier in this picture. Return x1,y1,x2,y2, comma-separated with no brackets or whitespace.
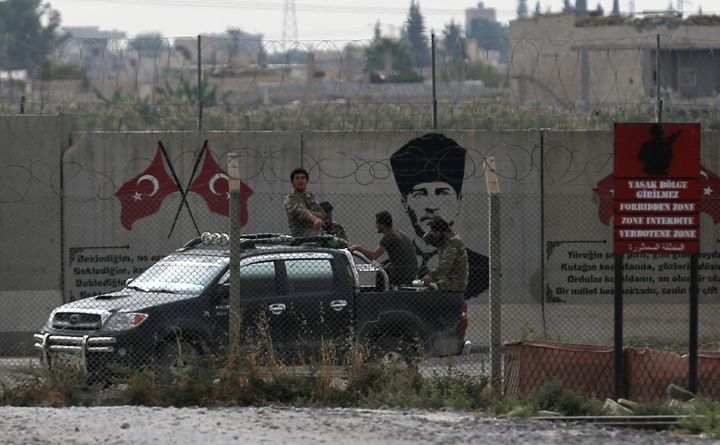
319,201,348,241
284,167,325,237
390,132,488,298
420,217,469,292
348,210,418,287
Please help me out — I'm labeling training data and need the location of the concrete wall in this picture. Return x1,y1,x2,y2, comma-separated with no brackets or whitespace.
0,115,65,352
2,120,720,353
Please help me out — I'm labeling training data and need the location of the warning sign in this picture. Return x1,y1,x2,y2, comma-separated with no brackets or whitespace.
613,123,700,254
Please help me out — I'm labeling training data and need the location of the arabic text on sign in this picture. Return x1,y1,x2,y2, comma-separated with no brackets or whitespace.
628,242,687,253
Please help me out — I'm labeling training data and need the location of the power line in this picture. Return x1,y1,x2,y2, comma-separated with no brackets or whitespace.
53,0,473,15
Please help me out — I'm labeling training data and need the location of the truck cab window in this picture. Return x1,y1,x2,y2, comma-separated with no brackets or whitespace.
285,259,333,293
240,261,277,298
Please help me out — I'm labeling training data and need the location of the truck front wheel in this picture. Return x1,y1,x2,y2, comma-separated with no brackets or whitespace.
156,338,204,381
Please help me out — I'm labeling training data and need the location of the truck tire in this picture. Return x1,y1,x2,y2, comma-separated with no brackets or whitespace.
373,336,421,370
157,338,204,381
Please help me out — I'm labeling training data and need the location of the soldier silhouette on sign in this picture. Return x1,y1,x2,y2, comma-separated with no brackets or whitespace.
638,124,682,176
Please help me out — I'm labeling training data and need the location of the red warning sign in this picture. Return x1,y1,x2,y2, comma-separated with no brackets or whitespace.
613,123,700,254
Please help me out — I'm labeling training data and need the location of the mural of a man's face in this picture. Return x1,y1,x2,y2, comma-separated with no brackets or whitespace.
403,181,461,238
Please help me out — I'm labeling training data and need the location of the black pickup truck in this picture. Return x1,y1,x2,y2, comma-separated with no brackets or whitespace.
35,233,470,377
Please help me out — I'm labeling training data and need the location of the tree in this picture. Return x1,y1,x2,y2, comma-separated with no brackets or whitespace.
575,0,588,11
611,0,621,16
466,17,509,64
441,20,465,63
404,0,430,68
129,32,171,56
0,0,63,77
562,0,574,13
365,37,413,76
517,0,529,18
595,2,604,14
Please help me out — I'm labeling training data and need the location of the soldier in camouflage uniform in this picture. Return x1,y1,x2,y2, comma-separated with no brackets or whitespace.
319,201,348,241
420,217,469,292
284,168,326,237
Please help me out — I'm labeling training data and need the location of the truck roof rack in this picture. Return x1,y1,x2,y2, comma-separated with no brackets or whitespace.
182,232,346,250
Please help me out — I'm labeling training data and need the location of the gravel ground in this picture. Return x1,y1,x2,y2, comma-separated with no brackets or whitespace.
1,406,718,445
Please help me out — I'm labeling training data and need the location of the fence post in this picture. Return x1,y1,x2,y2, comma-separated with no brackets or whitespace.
197,35,203,132
431,32,437,130
486,156,502,393
656,34,662,123
228,152,242,350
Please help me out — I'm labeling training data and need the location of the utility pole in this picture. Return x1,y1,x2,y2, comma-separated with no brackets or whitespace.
282,0,299,41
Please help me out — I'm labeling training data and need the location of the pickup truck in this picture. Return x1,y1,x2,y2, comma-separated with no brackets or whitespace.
34,232,470,378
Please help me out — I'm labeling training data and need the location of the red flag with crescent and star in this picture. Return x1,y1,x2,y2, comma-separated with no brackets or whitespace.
593,165,720,225
114,146,181,230
188,149,253,226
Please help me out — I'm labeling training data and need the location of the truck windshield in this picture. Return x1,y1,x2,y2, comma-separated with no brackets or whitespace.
127,255,229,294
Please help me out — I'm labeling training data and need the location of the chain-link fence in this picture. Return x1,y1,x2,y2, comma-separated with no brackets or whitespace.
2,52,720,398
5,183,720,399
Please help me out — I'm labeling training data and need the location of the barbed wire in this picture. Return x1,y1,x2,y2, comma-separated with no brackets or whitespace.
2,35,720,130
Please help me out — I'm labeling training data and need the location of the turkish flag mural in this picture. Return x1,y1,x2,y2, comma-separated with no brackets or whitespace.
114,146,181,230
700,165,720,223
593,165,720,225
188,148,254,226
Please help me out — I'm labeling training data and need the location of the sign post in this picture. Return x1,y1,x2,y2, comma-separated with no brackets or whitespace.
613,123,701,397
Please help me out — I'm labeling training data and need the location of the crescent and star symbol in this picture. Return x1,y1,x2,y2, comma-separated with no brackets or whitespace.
700,170,714,196
209,173,230,198
132,174,160,201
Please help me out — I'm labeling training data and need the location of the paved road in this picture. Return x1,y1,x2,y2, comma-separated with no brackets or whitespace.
1,405,717,445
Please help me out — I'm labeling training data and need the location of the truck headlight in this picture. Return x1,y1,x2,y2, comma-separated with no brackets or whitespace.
103,312,148,331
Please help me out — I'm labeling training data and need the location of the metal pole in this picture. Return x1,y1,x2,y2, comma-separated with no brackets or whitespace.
228,152,242,351
540,129,548,337
486,157,502,393
614,253,624,400
689,252,699,393
431,32,437,130
656,35,662,123
197,35,203,132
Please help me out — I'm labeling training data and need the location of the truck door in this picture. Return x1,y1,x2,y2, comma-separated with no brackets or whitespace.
281,256,353,361
209,260,287,359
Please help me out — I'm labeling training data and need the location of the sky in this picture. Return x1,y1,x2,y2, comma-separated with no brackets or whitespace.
48,0,720,41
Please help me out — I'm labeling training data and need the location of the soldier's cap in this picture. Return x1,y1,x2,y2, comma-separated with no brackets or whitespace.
390,132,466,198
319,201,333,213
428,217,451,233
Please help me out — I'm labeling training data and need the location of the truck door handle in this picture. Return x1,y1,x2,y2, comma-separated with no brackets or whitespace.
268,303,286,315
330,300,347,312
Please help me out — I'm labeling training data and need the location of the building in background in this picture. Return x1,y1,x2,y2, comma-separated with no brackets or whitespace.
465,2,497,31
509,12,720,106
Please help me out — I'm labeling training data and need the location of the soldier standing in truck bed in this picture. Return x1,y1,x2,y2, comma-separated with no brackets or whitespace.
284,167,325,237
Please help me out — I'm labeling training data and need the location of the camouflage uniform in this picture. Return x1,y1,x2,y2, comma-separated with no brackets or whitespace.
325,222,348,241
284,190,325,237
427,232,469,292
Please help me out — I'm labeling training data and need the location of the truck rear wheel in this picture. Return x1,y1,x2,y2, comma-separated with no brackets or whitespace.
373,336,421,370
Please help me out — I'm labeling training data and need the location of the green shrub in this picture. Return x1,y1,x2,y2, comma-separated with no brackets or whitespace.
526,381,607,416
